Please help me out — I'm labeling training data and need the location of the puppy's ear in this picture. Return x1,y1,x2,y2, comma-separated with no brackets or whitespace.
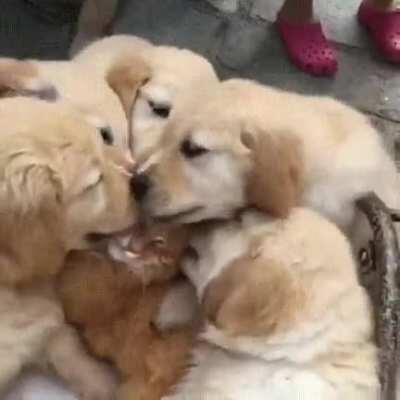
107,56,151,118
58,146,103,200
0,148,64,285
242,131,303,218
2,153,62,215
0,58,57,100
203,253,305,337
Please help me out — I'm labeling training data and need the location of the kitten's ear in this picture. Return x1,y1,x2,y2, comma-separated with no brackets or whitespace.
0,58,57,100
107,55,152,118
242,130,303,218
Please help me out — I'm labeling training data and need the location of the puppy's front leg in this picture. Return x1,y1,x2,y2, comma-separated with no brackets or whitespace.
0,358,25,395
46,325,117,400
0,288,63,396
153,280,199,332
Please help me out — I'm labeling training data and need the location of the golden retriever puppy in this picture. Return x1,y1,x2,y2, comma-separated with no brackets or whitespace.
161,208,378,400
0,96,137,399
56,36,217,400
130,79,399,252
58,223,198,400
102,35,219,158
0,35,218,156
0,38,146,150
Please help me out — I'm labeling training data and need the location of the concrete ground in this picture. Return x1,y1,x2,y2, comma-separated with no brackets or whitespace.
0,0,399,159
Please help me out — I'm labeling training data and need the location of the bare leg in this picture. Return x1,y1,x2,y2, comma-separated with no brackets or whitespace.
369,0,395,10
69,0,119,56
358,0,400,63
46,325,118,400
276,0,338,76
279,0,315,23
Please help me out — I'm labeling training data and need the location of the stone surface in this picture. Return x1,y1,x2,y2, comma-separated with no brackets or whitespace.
378,75,400,123
370,116,400,161
114,0,223,58
0,0,74,59
217,17,267,69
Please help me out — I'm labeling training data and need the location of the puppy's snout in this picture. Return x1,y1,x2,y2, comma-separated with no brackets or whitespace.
131,173,151,202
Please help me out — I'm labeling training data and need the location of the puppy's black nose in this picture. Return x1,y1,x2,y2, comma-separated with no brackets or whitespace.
131,173,151,202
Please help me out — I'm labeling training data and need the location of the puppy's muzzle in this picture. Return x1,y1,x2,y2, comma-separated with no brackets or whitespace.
131,173,151,202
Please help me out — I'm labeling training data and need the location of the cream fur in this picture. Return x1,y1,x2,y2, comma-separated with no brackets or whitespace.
103,35,219,158
135,78,399,254
164,208,378,400
0,97,136,399
0,35,218,158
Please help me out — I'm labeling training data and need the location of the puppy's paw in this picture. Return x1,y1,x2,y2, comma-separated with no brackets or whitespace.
153,281,198,332
76,363,117,400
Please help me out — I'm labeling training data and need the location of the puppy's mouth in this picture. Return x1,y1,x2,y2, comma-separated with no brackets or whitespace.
153,206,204,223
86,226,136,244
87,225,168,266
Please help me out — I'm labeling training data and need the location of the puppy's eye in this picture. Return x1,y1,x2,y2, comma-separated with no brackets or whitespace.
180,138,209,159
148,100,170,118
99,126,113,145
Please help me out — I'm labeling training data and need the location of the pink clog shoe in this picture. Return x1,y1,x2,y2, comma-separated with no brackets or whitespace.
276,16,338,76
358,0,400,64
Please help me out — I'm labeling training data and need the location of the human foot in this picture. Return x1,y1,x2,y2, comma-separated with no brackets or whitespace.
358,0,400,63
276,15,338,76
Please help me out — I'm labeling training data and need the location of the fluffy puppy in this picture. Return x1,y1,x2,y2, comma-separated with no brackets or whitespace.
131,79,399,253
0,34,218,155
56,36,217,399
103,35,219,158
58,222,198,400
0,97,137,399
162,208,378,400
0,57,129,147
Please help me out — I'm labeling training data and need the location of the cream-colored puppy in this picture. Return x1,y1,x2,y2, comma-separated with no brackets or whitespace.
0,97,137,399
103,35,219,158
162,208,378,400
131,79,398,252
0,35,218,156
0,35,149,149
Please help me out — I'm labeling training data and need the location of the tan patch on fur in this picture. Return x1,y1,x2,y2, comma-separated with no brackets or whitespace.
203,247,306,337
0,59,38,97
107,56,151,118
246,132,304,218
